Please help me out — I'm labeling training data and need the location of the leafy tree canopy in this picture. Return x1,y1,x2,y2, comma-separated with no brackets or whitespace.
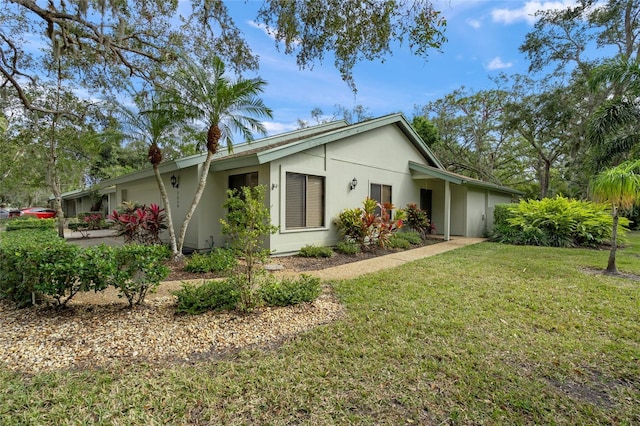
1,0,447,115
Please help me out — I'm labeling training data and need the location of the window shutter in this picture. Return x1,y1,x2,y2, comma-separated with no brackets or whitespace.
306,175,324,227
286,173,305,228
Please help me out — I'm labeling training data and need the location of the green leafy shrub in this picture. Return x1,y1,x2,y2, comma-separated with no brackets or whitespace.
0,229,60,306
6,217,55,232
395,231,422,245
173,279,240,314
77,212,106,230
221,185,278,312
298,245,334,258
184,248,237,273
335,198,405,249
489,196,628,248
404,203,430,239
108,202,167,245
33,242,83,307
76,245,118,294
112,244,171,306
387,234,411,249
260,274,322,307
335,240,361,255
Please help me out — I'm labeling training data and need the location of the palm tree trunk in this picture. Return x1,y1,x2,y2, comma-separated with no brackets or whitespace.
176,151,214,256
607,209,619,274
153,165,178,257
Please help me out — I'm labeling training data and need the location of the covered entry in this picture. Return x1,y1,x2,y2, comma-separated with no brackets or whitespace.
408,161,522,240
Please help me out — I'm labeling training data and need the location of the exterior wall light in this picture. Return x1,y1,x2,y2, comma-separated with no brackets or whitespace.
170,174,179,189
350,177,358,190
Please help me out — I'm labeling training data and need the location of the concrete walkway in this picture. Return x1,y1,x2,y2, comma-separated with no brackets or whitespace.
303,237,486,280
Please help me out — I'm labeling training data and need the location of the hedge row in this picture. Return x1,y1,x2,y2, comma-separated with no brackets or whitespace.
0,229,169,308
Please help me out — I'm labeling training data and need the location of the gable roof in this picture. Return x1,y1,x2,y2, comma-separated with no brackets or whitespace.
211,113,443,171
97,113,442,187
408,161,524,196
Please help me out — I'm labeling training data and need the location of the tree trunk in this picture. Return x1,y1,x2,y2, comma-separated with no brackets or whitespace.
153,165,178,257
539,159,551,199
607,209,620,274
176,151,214,256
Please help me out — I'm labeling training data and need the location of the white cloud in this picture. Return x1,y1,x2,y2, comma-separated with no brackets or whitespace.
485,57,513,70
262,120,299,135
247,20,300,46
466,18,482,29
492,0,577,25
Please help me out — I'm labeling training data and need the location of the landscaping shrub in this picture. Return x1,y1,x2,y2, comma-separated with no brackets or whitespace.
335,197,405,249
298,245,334,258
335,240,361,255
260,274,322,307
394,231,422,245
0,230,170,308
112,244,171,306
0,229,60,307
404,203,430,239
77,212,106,230
33,242,83,307
173,279,240,314
489,196,628,248
76,245,118,295
108,202,167,245
221,185,278,312
6,217,55,232
387,234,411,249
184,248,237,273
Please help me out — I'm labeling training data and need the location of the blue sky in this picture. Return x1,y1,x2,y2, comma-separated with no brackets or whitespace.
223,0,578,135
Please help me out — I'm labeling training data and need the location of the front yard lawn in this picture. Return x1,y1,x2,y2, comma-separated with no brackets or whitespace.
1,233,638,424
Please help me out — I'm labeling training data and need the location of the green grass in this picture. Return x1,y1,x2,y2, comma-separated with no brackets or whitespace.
1,234,639,424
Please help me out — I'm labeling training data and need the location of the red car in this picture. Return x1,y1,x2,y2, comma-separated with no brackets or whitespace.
21,207,57,219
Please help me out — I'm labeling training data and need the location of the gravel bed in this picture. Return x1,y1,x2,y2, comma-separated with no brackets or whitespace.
0,286,345,374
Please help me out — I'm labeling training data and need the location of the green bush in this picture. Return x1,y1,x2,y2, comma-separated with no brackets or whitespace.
32,242,83,307
184,248,237,273
404,203,430,239
0,229,61,306
112,244,171,306
395,231,422,245
173,279,240,314
221,185,278,312
77,212,106,229
260,274,322,307
335,240,361,255
335,198,405,249
298,245,334,258
0,230,171,308
489,196,628,248
6,217,55,232
387,234,411,249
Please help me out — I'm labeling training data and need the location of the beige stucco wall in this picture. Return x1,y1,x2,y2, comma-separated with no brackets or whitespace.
268,125,429,254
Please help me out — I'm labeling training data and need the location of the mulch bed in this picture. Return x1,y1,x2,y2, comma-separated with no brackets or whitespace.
165,239,442,281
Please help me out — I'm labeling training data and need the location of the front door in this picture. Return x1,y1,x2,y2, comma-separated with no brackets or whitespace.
420,188,433,222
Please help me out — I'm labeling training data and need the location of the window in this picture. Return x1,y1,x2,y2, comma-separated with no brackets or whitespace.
370,183,392,215
286,172,325,229
228,172,258,194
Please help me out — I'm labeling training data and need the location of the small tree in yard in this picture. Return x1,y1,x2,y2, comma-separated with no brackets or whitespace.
220,185,278,311
590,159,640,274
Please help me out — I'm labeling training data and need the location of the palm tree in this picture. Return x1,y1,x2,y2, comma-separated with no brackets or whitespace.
588,55,640,170
171,56,273,255
590,159,640,274
117,95,182,255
